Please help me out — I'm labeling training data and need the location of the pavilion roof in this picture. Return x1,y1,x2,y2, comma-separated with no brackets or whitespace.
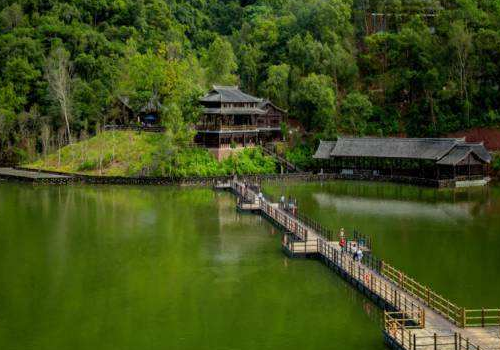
313,137,491,164
313,140,337,159
437,144,492,165
257,99,287,113
200,86,262,103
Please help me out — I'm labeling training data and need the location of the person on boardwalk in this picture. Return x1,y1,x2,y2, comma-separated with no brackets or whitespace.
339,237,346,251
339,227,345,240
280,195,285,209
258,191,264,204
356,247,363,262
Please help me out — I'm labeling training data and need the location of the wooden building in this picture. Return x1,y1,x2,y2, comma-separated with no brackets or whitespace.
108,97,162,128
313,137,491,186
195,86,285,152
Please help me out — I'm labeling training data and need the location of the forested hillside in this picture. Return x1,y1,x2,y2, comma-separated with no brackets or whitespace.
1,0,500,164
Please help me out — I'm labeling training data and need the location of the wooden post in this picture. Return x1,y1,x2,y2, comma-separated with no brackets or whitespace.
482,307,485,327
434,333,437,350
427,286,431,306
401,324,404,345
454,332,458,350
466,338,469,350
461,307,466,328
413,334,417,350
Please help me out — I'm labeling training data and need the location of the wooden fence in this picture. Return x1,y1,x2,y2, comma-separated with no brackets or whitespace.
381,261,500,328
464,309,500,327
317,239,425,327
384,311,482,350
381,262,462,326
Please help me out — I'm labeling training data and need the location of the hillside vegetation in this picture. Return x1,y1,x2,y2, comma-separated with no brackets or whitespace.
2,0,500,165
28,131,277,177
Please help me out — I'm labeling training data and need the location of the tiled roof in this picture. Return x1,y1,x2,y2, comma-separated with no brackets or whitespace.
314,137,491,164
200,86,262,103
313,140,337,159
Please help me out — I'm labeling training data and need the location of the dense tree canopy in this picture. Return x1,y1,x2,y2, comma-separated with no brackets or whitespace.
1,0,500,163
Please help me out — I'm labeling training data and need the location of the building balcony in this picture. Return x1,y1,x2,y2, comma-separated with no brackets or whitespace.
196,124,259,132
196,124,282,132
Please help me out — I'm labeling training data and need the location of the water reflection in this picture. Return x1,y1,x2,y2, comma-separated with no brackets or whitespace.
313,193,474,221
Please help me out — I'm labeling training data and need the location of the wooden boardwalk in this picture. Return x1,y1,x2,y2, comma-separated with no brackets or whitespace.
224,179,500,350
0,167,72,183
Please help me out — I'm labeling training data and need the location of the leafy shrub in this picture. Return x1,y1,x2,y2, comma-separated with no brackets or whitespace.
492,153,500,171
285,144,315,170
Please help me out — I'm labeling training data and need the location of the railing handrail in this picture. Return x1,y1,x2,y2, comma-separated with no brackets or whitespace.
384,310,482,350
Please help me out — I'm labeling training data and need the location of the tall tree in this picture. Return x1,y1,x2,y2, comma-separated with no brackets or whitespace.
203,36,238,86
340,92,373,135
449,21,473,126
45,46,73,143
291,73,336,131
261,64,290,109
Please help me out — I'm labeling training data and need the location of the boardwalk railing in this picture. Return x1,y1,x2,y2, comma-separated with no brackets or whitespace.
384,311,480,350
464,309,500,327
381,261,463,326
294,211,335,240
282,239,319,254
260,201,310,241
384,311,482,350
381,261,500,328
317,239,426,328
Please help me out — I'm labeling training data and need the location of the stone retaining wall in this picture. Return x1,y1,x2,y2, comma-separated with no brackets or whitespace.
10,167,461,187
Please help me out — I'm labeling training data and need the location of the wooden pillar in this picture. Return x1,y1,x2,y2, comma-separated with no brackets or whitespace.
468,155,471,179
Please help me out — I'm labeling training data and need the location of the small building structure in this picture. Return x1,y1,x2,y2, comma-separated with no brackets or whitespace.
137,99,162,126
195,86,285,159
313,137,491,187
107,97,162,129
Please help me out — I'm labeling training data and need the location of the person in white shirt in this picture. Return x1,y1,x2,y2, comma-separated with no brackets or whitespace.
356,247,363,262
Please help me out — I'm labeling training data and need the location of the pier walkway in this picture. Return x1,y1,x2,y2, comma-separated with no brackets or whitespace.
219,179,500,350
0,167,72,183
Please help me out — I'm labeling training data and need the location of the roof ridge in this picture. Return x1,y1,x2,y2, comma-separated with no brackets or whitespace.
338,137,461,143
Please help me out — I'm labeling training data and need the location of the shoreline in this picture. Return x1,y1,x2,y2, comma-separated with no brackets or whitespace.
0,166,493,188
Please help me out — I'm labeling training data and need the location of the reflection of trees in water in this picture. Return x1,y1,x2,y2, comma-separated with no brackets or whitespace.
266,180,493,205
313,193,476,221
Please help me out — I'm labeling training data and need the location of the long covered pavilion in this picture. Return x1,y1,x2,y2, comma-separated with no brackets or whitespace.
313,137,491,186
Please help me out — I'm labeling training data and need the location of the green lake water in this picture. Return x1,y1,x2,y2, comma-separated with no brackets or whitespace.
265,181,500,308
0,181,499,349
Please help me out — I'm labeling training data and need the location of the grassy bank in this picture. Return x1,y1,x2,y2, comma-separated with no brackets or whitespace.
28,131,277,177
